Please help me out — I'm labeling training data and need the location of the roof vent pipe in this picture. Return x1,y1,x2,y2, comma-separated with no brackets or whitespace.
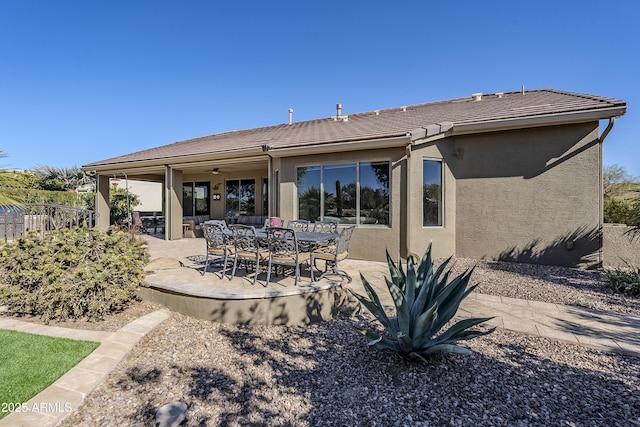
288,108,293,125
336,103,342,119
472,93,483,101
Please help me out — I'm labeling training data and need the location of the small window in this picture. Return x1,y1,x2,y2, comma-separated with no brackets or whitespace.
423,160,442,226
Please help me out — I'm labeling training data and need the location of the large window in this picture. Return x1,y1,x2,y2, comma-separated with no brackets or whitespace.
297,161,389,225
226,179,255,216
423,159,442,226
183,182,210,216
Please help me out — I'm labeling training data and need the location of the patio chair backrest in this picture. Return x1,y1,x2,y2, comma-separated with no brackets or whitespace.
266,227,299,260
204,219,230,232
286,219,310,232
230,224,260,252
313,220,338,234
335,226,356,256
202,222,229,252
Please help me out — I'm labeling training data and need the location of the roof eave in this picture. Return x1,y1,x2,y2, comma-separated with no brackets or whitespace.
83,146,267,173
451,106,627,136
267,134,409,157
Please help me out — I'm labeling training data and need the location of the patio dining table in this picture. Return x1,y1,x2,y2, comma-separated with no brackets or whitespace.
223,229,339,250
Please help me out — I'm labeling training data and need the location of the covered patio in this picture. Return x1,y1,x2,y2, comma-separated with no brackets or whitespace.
93,154,272,240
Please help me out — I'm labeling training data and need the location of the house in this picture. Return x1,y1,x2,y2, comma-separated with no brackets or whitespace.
83,89,627,267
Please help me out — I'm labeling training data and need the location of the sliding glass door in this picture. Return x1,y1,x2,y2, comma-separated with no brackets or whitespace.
226,179,256,216
182,182,210,216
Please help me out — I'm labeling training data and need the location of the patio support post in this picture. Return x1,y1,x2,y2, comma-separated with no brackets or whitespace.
95,173,110,230
164,166,183,240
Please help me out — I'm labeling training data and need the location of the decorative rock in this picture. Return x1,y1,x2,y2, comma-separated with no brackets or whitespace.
156,401,187,427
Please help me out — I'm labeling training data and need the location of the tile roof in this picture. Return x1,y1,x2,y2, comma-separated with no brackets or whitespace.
84,89,626,168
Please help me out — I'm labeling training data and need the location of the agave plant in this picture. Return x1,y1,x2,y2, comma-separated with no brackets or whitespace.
350,244,495,361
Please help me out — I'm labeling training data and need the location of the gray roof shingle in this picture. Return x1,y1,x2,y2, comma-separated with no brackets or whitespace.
84,89,626,168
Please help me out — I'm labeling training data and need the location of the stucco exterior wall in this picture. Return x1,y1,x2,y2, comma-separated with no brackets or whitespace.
278,147,406,262
183,168,268,219
110,179,163,212
407,141,457,260
453,122,602,268
603,224,640,268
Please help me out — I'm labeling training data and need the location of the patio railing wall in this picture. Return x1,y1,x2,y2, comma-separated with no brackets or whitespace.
1,204,95,242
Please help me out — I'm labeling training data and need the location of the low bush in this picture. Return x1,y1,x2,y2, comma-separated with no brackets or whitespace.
606,262,640,297
604,197,635,225
0,228,149,322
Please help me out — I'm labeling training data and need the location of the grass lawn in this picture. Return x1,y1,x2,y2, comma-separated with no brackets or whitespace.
0,329,99,420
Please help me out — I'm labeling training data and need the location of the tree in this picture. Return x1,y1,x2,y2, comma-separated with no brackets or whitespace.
109,187,140,226
32,165,95,192
0,150,24,207
604,164,637,199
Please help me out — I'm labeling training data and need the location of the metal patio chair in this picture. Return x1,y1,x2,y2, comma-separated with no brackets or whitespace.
201,222,235,278
230,224,269,285
311,225,355,282
265,227,313,286
286,219,310,232
312,220,339,234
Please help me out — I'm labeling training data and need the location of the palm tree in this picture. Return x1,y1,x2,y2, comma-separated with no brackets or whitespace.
0,150,24,207
32,165,95,192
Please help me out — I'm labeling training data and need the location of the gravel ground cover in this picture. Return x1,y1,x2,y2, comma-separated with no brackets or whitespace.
56,260,640,426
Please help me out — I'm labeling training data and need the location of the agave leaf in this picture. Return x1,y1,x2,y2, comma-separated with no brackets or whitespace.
397,331,414,353
411,255,451,318
423,343,472,356
349,288,393,331
356,327,381,341
411,303,438,348
397,260,415,336
386,250,405,290
431,271,474,332
433,317,495,344
361,273,379,303
371,337,402,352
405,252,417,307
408,351,430,364
356,328,401,351
437,326,497,344
415,242,433,288
386,277,405,310
424,261,455,310
360,273,387,310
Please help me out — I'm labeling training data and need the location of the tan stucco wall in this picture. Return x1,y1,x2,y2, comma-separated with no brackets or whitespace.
183,168,268,219
95,174,110,230
603,224,640,268
167,168,183,240
452,122,602,268
278,147,406,262
407,141,457,260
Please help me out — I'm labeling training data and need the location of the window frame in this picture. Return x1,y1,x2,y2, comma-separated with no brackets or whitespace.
295,159,391,227
422,158,444,228
225,178,257,216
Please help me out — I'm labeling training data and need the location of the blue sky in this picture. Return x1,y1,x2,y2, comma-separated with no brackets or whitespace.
1,1,639,177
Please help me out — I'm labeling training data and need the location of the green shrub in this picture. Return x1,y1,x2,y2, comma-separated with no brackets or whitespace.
606,263,640,297
350,244,495,362
604,197,634,225
109,187,140,226
0,228,149,322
